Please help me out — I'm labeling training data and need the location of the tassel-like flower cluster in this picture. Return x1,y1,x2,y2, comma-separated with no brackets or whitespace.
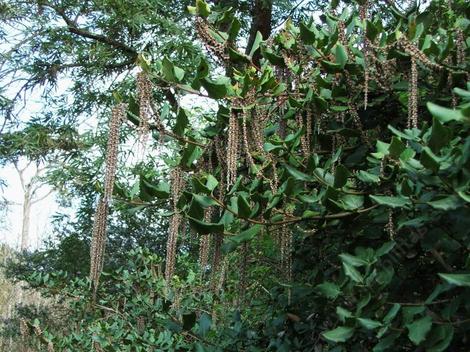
226,110,239,188
195,17,228,62
408,57,419,129
90,104,126,294
165,167,185,281
398,37,443,71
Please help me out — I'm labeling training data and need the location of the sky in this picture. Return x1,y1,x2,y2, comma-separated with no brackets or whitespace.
0,83,63,250
0,162,57,249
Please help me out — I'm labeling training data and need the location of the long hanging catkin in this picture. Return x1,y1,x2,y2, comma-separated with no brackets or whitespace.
359,1,370,110
90,103,126,295
226,109,239,188
136,71,151,156
165,166,184,281
137,71,151,134
199,207,213,275
407,57,418,129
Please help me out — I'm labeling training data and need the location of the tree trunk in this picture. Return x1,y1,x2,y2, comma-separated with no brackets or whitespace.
246,0,273,64
20,183,32,251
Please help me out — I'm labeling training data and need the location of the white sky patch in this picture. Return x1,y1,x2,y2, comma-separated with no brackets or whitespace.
0,161,57,250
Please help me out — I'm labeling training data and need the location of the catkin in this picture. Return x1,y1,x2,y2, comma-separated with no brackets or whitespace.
19,319,29,338
456,29,466,67
386,210,395,240
47,341,55,352
165,213,180,281
455,29,469,81
90,104,126,294
199,208,213,275
226,110,239,188
165,167,185,281
136,71,151,157
199,234,210,274
398,36,443,71
195,17,228,62
407,57,418,129
279,223,292,283
296,114,305,154
305,107,313,153
242,110,257,172
272,222,293,304
359,1,370,110
252,108,267,152
103,104,126,202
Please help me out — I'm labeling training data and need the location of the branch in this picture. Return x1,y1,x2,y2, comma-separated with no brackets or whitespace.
31,189,54,205
47,4,137,57
273,0,307,30
271,204,380,226
148,102,206,148
58,59,136,71
209,194,379,228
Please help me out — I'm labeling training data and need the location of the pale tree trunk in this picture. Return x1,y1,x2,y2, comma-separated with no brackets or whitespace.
14,161,53,251
20,183,32,251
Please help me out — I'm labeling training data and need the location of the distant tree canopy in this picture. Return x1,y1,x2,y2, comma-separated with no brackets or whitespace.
2,0,470,351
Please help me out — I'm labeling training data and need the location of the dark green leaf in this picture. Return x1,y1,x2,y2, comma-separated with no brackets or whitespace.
198,313,212,337
342,262,363,283
322,326,354,342
340,253,368,267
334,164,350,188
201,78,228,99
196,0,211,18
428,117,452,153
420,147,440,173
237,194,251,218
406,315,432,345
174,109,189,136
438,273,470,287
357,318,382,330
427,102,468,124
228,48,250,64
316,282,341,299
300,22,316,45
248,31,263,58
284,164,313,182
335,44,348,68
383,304,401,324
376,241,396,257
389,137,406,159
229,224,262,244
183,312,197,331
370,195,411,208
188,216,224,234
192,194,218,208
356,170,380,183
427,196,462,210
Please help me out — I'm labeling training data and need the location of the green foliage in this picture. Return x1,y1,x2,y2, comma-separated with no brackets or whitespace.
4,0,470,351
